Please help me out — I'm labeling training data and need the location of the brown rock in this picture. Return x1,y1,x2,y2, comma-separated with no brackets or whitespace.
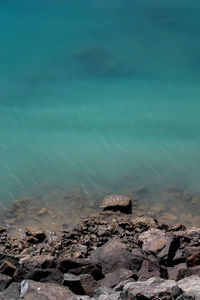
90,239,143,274
138,260,161,281
177,266,200,280
100,268,134,288
25,226,46,243
37,208,47,216
20,255,57,269
102,195,132,213
187,251,200,267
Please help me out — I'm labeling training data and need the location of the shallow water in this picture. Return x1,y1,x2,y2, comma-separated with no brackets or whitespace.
1,0,200,227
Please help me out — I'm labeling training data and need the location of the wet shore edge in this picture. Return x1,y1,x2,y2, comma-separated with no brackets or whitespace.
0,194,200,299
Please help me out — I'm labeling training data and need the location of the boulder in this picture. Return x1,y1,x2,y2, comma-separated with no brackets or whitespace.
20,279,74,299
139,228,179,265
177,275,200,300
90,239,143,274
101,195,131,213
0,282,20,300
121,277,180,300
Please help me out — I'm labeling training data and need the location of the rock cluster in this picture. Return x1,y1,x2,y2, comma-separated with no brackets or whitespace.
0,195,200,299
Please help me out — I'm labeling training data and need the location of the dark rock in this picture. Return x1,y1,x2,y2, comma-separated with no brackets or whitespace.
0,282,20,300
0,259,17,277
91,239,143,274
173,250,186,265
100,268,134,288
20,279,74,299
58,258,104,280
102,195,132,213
62,273,84,295
63,273,99,296
187,250,200,267
0,274,12,291
14,265,63,284
25,226,46,243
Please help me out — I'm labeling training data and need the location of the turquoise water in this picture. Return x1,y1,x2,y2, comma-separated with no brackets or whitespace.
1,0,200,210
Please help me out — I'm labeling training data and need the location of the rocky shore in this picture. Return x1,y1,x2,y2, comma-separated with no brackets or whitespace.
0,194,200,299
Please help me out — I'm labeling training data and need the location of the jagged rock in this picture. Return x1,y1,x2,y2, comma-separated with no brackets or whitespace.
20,279,74,299
94,286,121,300
102,195,131,213
100,268,134,288
121,277,179,300
0,259,18,276
58,258,104,280
177,275,200,299
177,266,200,280
139,228,179,265
131,217,157,231
138,259,162,280
168,263,187,280
187,250,200,267
91,239,142,274
19,255,58,269
79,274,99,297
14,265,64,284
0,273,12,291
0,282,20,300
25,226,46,243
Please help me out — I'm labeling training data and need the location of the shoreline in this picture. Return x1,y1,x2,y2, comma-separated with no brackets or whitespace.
0,194,200,299
1,185,200,235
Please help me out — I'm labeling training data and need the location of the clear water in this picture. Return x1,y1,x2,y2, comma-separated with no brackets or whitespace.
1,0,200,216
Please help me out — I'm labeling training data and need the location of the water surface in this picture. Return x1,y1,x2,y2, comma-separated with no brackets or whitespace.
1,0,200,227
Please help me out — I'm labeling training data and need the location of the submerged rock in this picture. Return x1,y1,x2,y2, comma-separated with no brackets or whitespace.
102,195,132,213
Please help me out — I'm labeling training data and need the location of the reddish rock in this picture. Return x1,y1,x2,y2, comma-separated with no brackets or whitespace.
91,239,143,274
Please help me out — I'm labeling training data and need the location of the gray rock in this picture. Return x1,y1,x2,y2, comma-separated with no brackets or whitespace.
102,195,131,213
94,286,121,300
100,268,134,288
0,282,20,300
20,279,74,299
178,275,200,300
0,274,12,292
121,276,178,299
